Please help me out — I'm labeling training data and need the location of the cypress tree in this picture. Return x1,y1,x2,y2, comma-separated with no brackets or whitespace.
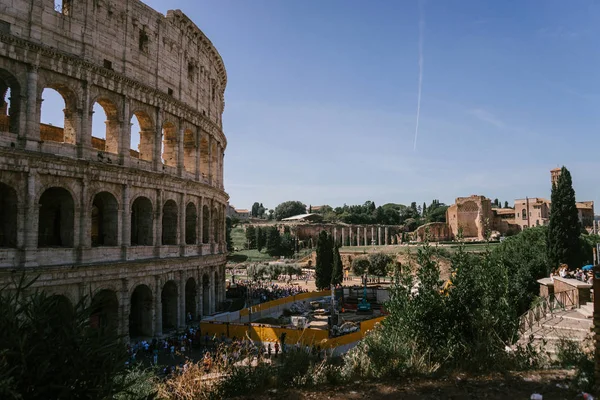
245,225,256,249
547,166,581,270
256,226,265,252
331,244,343,286
315,231,333,290
266,226,281,256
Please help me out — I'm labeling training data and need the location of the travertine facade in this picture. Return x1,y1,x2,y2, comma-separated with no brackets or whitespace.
446,195,519,240
0,0,228,338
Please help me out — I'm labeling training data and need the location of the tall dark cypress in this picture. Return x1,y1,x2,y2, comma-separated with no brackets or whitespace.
331,244,343,286
547,166,581,270
315,231,333,290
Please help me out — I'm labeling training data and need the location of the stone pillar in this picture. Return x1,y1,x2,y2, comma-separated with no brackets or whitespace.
153,108,163,171
371,226,374,245
356,227,360,247
208,200,214,254
177,126,184,177
154,275,163,337
333,227,338,246
198,196,204,252
23,170,38,266
119,97,130,165
378,227,382,246
210,269,216,314
385,227,389,245
195,129,201,181
77,178,90,262
23,65,40,149
207,135,213,185
341,227,345,246
121,184,130,260
154,190,162,257
178,192,185,247
198,269,204,319
78,82,91,156
350,228,353,247
119,278,130,338
178,271,186,329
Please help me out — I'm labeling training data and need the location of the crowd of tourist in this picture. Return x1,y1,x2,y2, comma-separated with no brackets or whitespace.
244,282,309,304
550,264,593,284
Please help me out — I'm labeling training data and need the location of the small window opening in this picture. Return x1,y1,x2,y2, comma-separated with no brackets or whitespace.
167,88,173,96
103,59,113,70
0,20,10,33
139,29,149,53
55,0,72,15
188,63,196,82
202,110,206,116
211,85,215,101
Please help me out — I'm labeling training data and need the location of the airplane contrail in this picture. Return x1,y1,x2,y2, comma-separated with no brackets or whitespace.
413,0,424,151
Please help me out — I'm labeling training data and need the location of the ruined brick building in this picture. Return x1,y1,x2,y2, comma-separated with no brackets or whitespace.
0,0,228,338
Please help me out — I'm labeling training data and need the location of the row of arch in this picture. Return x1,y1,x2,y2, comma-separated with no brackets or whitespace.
0,182,225,248
0,67,224,186
47,273,222,338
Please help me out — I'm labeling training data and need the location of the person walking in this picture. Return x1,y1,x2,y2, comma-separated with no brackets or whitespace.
274,341,280,357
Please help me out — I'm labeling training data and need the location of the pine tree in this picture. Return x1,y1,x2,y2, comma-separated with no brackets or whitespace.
331,244,343,286
315,231,333,290
422,202,427,216
504,201,509,208
547,166,581,270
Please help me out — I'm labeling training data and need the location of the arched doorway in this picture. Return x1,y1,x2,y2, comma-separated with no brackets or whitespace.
47,294,74,328
130,111,154,161
38,187,74,247
90,289,119,334
0,182,17,247
162,200,177,245
0,69,21,135
185,278,197,322
91,192,118,246
161,281,178,331
202,274,210,316
129,285,153,338
40,87,76,144
91,99,119,154
185,202,197,244
131,197,153,245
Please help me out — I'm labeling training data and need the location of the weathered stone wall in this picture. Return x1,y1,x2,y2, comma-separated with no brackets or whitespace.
447,195,496,240
278,223,402,247
0,0,229,339
415,222,450,242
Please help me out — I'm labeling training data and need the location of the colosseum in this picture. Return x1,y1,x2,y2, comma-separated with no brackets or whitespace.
0,0,228,339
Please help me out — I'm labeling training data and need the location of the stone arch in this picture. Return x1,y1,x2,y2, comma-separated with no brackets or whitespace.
199,134,209,181
91,97,119,154
91,191,118,246
161,120,177,167
47,294,74,327
40,85,77,144
0,68,22,135
131,196,153,246
161,280,178,331
162,200,178,245
0,182,18,247
130,109,154,161
38,187,74,247
183,128,196,174
90,289,119,334
185,277,197,322
185,202,197,244
129,284,153,338
202,204,210,244
202,273,210,316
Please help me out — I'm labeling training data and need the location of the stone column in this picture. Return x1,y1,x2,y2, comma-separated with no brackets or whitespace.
385,227,389,245
349,228,353,247
22,65,40,150
207,135,213,185
378,227,382,246
208,200,214,254
356,227,360,247
178,192,185,247
77,178,90,263
121,184,130,260
178,271,186,329
210,269,216,314
119,278,130,338
198,196,204,252
153,108,163,171
78,82,91,156
198,269,204,319
333,227,338,246
119,96,130,165
195,129,201,181
154,275,163,337
341,227,345,246
371,226,375,245
177,126,184,177
154,189,162,257
23,170,38,266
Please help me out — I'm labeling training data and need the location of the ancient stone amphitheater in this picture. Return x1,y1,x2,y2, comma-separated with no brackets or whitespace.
0,0,228,339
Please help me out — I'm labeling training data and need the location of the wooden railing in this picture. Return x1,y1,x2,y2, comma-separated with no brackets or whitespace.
518,289,577,335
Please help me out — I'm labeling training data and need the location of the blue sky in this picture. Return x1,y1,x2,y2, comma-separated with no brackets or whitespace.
43,0,600,211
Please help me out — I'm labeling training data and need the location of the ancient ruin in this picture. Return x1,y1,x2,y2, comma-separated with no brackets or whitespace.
0,0,228,338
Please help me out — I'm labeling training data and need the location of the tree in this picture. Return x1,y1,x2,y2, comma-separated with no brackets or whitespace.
422,202,427,217
265,226,281,256
267,210,274,220
368,252,392,279
256,227,266,252
315,231,333,290
245,225,256,249
410,202,418,214
258,203,266,218
274,201,307,220
279,232,295,258
251,202,260,217
331,244,343,286
547,166,581,270
504,201,509,208
225,217,233,252
0,275,154,400
309,205,312,213
493,198,499,207
351,256,370,277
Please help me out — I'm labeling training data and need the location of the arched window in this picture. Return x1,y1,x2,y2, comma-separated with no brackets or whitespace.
0,69,21,135
0,182,18,247
91,99,119,154
38,187,74,247
202,205,209,244
521,209,527,220
130,111,154,161
40,87,76,144
162,200,178,245
91,192,118,246
131,197,153,246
